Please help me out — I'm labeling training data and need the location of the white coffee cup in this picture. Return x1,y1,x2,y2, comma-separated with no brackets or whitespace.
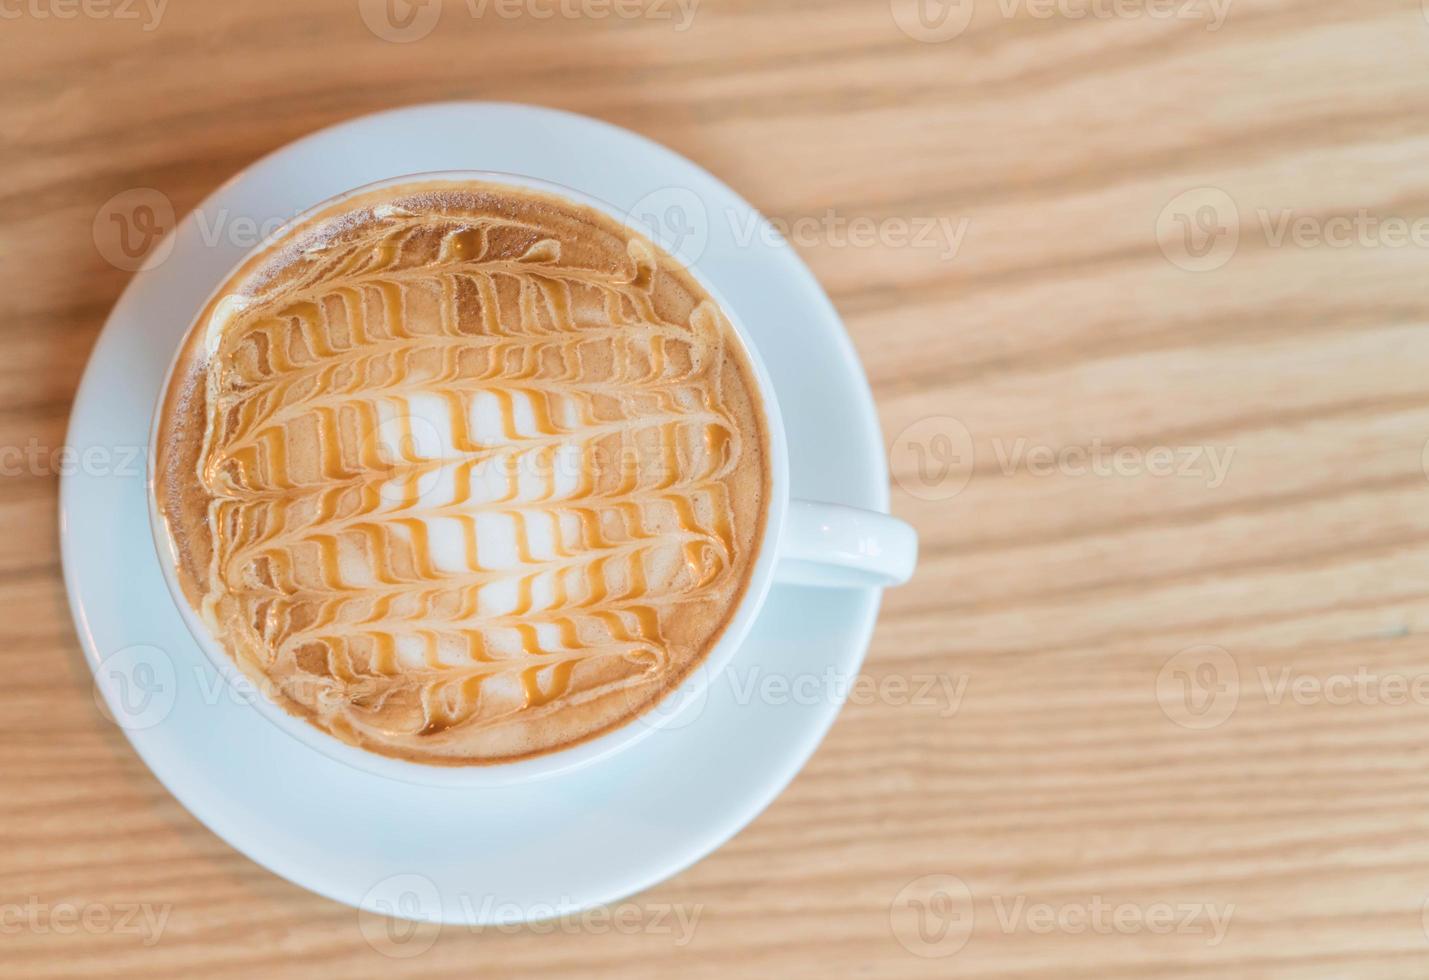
147,171,918,786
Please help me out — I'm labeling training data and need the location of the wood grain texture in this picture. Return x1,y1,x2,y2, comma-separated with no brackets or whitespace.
5,0,1429,975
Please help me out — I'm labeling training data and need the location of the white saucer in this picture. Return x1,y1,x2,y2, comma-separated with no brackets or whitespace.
62,102,889,924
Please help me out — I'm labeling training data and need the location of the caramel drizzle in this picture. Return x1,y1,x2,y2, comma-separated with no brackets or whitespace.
198,211,745,742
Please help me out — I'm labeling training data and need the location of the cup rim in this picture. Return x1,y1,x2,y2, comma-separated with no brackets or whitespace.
145,168,790,787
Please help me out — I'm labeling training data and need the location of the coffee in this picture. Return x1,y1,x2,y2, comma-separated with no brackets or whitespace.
154,180,769,765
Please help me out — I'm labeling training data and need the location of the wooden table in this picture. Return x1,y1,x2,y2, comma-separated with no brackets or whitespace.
6,0,1429,975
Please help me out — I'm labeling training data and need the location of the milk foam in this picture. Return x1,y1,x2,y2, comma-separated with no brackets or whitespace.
158,181,768,765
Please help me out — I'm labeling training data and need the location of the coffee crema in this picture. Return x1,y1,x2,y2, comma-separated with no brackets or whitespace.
155,180,768,765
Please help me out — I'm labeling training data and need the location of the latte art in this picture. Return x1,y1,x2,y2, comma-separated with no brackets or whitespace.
155,182,768,764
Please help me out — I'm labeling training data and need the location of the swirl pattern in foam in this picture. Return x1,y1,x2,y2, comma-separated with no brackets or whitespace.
154,181,768,765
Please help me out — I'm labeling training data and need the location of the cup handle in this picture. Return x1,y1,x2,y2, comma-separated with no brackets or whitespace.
773,499,918,588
